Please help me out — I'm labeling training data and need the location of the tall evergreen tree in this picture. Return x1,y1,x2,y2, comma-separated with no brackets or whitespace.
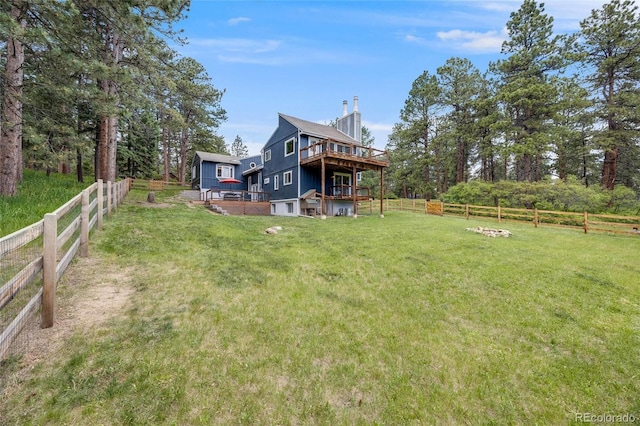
551,77,595,184
230,135,249,158
491,0,572,182
0,1,28,195
473,75,502,182
437,57,483,184
396,71,442,196
578,0,640,191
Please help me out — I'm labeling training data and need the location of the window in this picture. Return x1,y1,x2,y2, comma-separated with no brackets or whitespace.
264,177,270,185
285,138,295,156
271,204,276,214
265,150,271,162
356,172,362,182
191,166,196,180
249,161,256,169
333,173,352,196
283,170,293,186
217,164,234,179
286,203,294,214
274,175,279,191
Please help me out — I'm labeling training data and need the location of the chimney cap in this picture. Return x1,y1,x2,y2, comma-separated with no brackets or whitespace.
353,96,359,112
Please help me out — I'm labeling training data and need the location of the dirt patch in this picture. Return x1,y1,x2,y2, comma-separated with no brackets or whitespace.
2,255,135,387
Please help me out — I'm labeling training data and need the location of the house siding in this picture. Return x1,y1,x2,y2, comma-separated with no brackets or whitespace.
262,116,300,202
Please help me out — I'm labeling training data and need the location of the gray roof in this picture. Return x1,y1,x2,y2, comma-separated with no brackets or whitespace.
279,113,356,144
196,151,242,165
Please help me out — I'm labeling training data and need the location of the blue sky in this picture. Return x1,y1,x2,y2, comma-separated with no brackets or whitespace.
176,0,612,156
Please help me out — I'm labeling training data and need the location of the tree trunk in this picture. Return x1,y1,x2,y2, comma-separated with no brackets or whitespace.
456,137,465,183
179,126,188,185
107,113,118,182
98,112,109,181
557,148,567,182
76,147,84,183
601,147,618,190
0,3,25,196
163,125,169,183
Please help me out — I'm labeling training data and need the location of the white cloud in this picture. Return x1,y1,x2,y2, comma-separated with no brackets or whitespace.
190,38,281,54
405,34,427,44
362,120,394,149
436,28,507,52
227,17,251,26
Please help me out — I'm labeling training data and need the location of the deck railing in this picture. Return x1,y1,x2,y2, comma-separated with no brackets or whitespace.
329,185,369,199
300,140,389,164
202,189,270,203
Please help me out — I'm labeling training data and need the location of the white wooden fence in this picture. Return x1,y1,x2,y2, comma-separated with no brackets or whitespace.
0,178,130,361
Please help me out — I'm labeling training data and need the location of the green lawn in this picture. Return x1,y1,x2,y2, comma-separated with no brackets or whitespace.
0,170,91,238
2,189,639,424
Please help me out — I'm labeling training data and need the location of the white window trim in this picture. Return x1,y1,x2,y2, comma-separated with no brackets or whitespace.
265,150,272,162
285,138,295,157
264,177,270,185
274,175,279,191
216,164,234,179
283,170,293,186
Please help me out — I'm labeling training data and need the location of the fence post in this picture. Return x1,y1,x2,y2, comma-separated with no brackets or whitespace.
534,208,539,228
498,206,501,223
97,179,104,230
80,189,90,257
583,211,588,233
113,181,119,211
465,204,469,220
107,180,112,219
42,213,57,329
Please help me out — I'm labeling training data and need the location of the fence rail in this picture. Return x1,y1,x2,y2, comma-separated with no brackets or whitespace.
358,198,640,236
0,178,130,361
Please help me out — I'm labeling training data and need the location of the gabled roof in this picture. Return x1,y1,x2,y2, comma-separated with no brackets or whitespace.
279,113,356,145
195,151,242,165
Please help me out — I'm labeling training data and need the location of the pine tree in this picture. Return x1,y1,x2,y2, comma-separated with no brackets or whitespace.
578,0,640,191
492,0,572,182
230,135,249,158
437,57,484,184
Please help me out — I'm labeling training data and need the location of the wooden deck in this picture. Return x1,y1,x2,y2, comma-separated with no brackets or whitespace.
299,139,389,171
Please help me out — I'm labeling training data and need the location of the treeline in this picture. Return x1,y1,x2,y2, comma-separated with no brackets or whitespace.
387,0,640,204
0,0,227,196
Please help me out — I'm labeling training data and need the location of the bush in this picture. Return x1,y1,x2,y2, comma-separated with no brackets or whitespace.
441,179,639,214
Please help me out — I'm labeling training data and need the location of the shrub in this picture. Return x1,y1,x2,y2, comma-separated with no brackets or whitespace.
441,179,639,214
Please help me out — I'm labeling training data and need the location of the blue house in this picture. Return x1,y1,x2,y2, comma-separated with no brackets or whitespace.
192,97,389,216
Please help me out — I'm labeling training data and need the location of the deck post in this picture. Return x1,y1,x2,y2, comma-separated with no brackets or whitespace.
320,157,326,219
352,165,357,218
379,167,384,218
